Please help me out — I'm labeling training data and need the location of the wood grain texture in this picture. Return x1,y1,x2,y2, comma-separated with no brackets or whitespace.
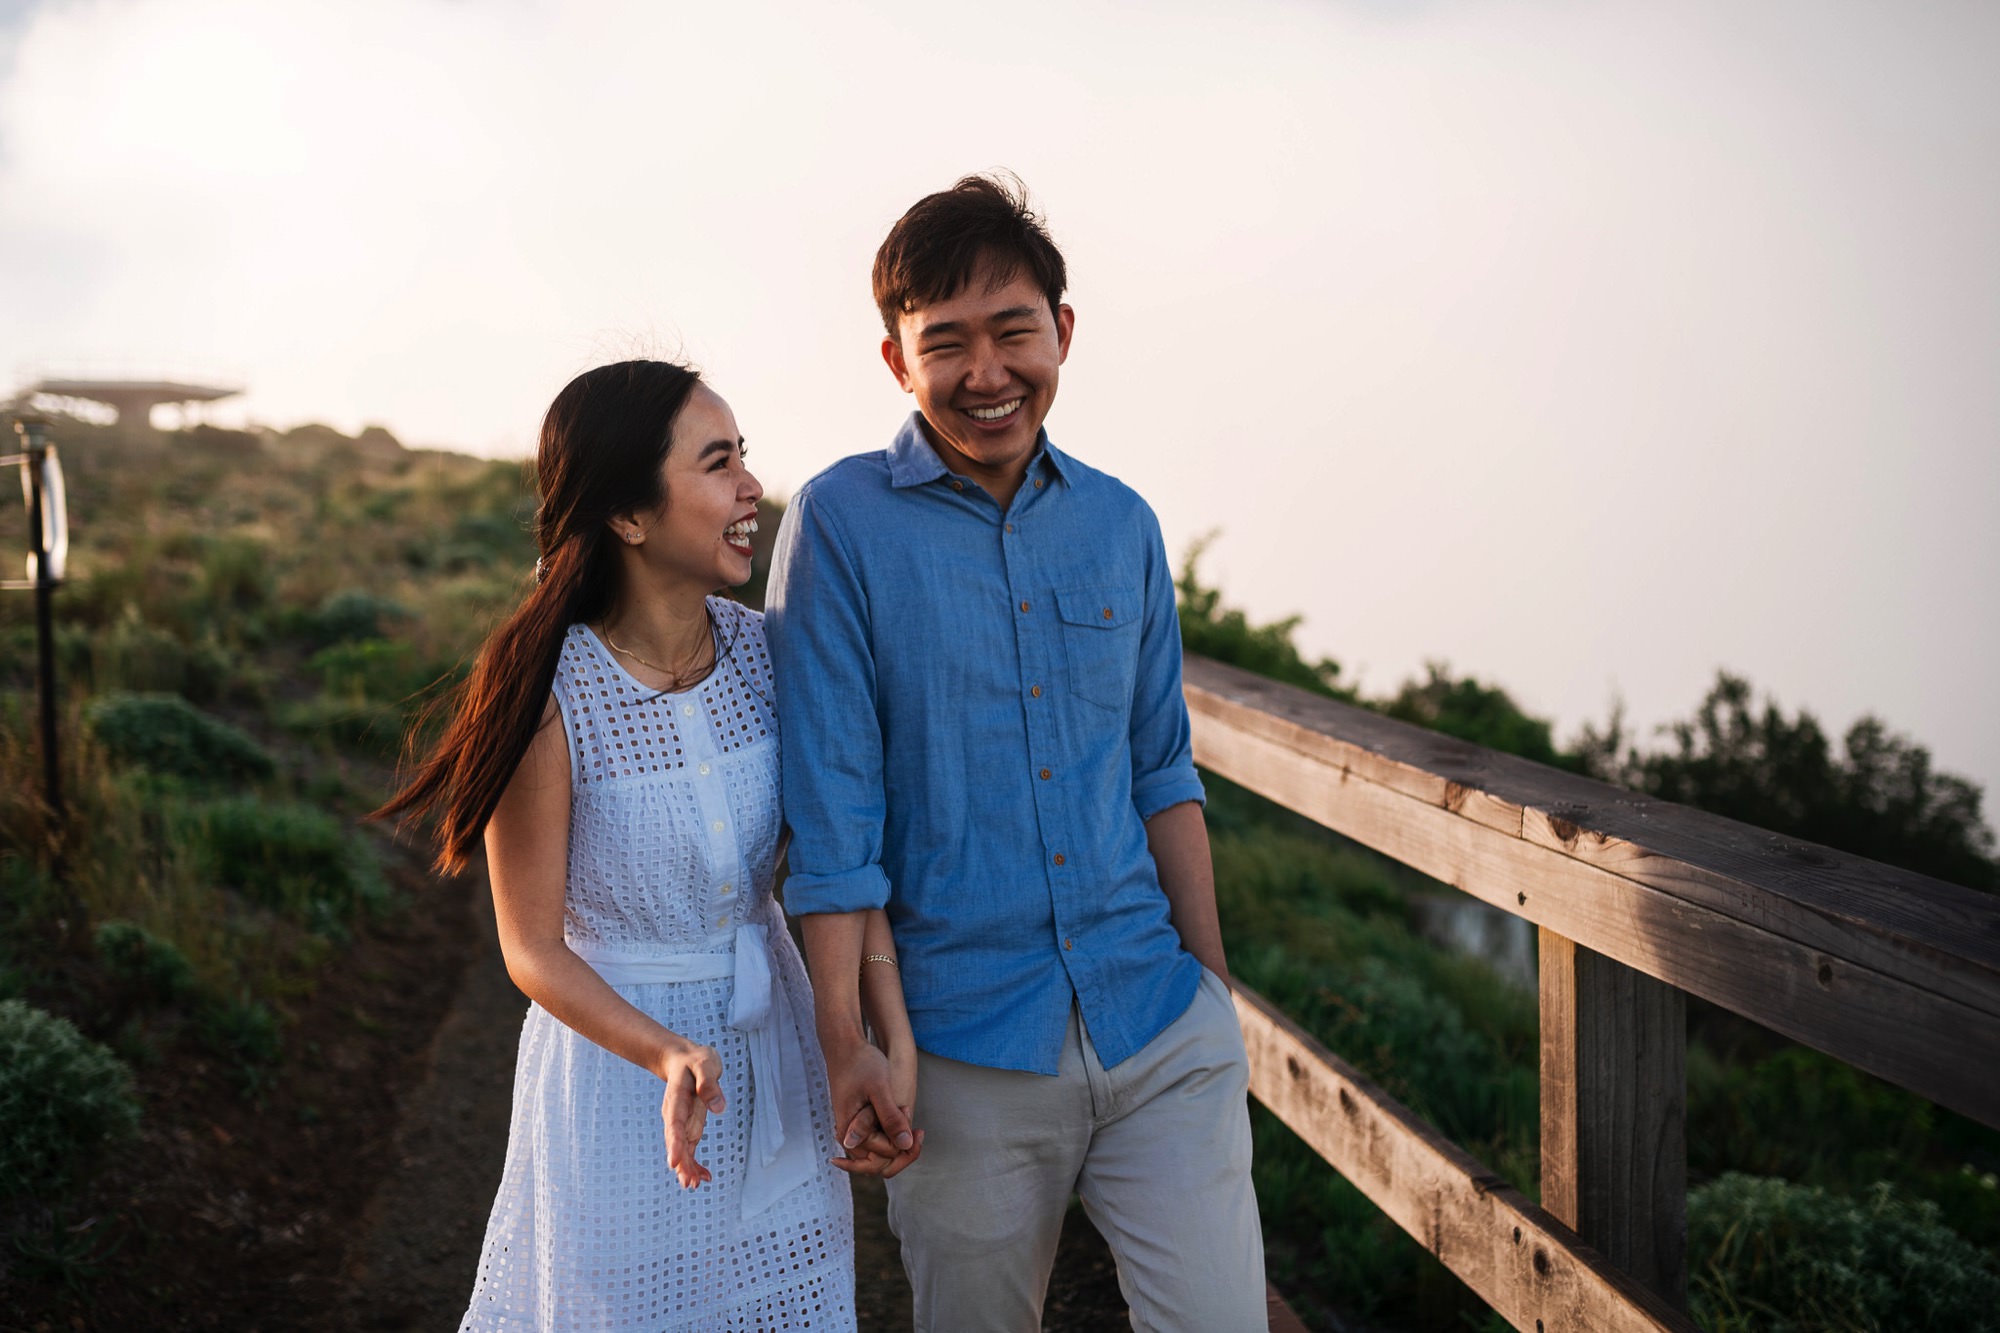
1185,657,2000,1007
1540,930,1687,1311
1185,655,2000,1129
1231,982,1698,1333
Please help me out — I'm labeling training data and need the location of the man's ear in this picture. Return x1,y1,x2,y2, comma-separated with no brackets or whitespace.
1054,303,1075,364
881,334,915,392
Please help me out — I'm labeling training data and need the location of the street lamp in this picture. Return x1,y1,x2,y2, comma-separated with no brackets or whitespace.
4,414,69,857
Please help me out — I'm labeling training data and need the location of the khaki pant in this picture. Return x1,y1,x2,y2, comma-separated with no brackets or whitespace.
885,968,1266,1332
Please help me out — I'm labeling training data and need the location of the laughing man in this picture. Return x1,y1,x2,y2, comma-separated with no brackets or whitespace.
767,173,1267,1332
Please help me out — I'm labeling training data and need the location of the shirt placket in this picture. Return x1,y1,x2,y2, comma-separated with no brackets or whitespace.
998,476,1080,990
678,695,741,937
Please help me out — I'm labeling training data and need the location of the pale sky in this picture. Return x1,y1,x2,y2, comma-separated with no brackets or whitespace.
3,0,1997,805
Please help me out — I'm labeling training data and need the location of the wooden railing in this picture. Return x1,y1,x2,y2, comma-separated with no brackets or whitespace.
1185,655,2000,1333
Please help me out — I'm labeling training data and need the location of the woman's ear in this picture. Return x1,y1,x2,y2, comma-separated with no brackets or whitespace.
605,513,647,546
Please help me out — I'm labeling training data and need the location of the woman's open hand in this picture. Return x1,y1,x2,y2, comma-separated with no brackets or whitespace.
659,1039,726,1189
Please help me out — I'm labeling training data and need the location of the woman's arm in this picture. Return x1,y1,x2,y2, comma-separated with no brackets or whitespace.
485,698,726,1188
861,910,918,1102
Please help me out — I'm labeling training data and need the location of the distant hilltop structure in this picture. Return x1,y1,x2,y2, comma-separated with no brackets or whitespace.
14,374,243,426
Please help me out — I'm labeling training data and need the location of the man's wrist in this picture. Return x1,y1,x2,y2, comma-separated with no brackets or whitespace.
816,1015,872,1053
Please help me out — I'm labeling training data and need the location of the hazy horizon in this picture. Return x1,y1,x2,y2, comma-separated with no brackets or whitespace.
3,0,1996,803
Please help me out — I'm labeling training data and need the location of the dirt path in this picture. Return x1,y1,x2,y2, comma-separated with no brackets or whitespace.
330,872,1131,1331
332,867,521,1331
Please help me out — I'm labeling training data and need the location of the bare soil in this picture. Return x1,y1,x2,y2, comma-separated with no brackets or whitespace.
0,845,476,1333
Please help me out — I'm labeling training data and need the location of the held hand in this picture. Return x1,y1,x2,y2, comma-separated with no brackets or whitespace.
840,1027,923,1177
824,1037,920,1178
660,1039,726,1189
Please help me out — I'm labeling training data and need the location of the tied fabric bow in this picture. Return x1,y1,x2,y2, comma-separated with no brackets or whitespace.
726,923,819,1217
572,924,820,1218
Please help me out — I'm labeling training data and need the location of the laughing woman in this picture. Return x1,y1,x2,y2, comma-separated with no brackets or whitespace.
376,360,914,1331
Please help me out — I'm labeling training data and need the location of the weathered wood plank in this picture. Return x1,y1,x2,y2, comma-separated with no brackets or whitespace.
1540,930,1687,1310
1187,659,2000,1129
1231,982,1698,1333
1185,656,2000,1018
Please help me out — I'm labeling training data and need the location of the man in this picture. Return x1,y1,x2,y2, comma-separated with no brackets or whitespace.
766,174,1266,1331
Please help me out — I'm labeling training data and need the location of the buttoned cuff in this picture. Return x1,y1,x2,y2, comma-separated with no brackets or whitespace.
780,862,893,916
1132,765,1207,821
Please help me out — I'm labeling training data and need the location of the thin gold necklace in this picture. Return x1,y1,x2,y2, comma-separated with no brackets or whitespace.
603,611,715,688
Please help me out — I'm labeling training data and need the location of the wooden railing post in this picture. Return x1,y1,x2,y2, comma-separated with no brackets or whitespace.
1539,928,1688,1311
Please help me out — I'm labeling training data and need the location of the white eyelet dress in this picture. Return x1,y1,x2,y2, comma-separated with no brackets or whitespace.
460,598,856,1332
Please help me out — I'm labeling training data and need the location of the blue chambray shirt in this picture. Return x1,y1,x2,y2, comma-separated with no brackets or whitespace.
766,414,1207,1075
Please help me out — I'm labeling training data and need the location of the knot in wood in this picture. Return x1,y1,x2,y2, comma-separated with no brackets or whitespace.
1441,780,1470,813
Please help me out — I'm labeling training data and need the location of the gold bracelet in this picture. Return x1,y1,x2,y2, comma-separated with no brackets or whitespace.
861,953,899,970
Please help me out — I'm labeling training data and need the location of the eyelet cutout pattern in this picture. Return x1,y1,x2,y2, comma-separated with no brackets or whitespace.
461,601,852,1330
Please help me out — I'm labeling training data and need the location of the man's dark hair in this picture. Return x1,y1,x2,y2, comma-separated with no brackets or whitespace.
873,172,1068,340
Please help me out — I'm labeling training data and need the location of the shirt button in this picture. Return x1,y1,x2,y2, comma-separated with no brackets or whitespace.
1039,768,1051,780
1005,523,1015,533
1030,684,1042,698
1019,600,1030,613
720,882,734,896
681,703,696,717
951,480,963,491
1102,607,1113,620
1053,853,1065,866
698,762,711,776
717,914,730,928
1034,478,1044,489
712,819,726,832
1064,937,1074,950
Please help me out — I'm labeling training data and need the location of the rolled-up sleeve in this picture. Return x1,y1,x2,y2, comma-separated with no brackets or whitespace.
1127,505,1206,820
765,483,893,915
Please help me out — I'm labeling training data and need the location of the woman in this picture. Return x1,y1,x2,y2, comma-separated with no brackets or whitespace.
377,360,913,1330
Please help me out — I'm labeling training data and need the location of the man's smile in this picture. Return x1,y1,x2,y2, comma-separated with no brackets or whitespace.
963,398,1024,423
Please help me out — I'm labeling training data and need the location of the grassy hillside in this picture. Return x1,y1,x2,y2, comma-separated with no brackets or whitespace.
0,415,550,1325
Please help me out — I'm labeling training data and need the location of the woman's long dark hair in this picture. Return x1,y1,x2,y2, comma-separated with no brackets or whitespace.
373,360,704,873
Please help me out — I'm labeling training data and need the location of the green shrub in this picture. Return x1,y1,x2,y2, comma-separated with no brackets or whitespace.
85,692,275,787
176,796,391,929
196,991,282,1069
1690,1044,1936,1193
198,535,273,614
91,613,190,695
1690,1174,2000,1332
0,999,142,1201
440,511,532,570
277,695,408,758
95,920,197,1005
309,589,410,646
308,637,418,702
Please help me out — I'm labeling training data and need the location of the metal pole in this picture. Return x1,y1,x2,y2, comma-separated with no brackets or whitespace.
17,418,64,871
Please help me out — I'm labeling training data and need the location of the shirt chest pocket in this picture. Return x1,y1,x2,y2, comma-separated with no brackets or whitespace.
1055,585,1142,712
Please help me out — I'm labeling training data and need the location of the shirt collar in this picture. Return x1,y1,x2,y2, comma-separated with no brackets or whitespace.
886,412,1075,491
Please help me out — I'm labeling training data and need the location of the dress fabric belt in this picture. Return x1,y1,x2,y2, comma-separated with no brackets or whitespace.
570,924,819,1218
